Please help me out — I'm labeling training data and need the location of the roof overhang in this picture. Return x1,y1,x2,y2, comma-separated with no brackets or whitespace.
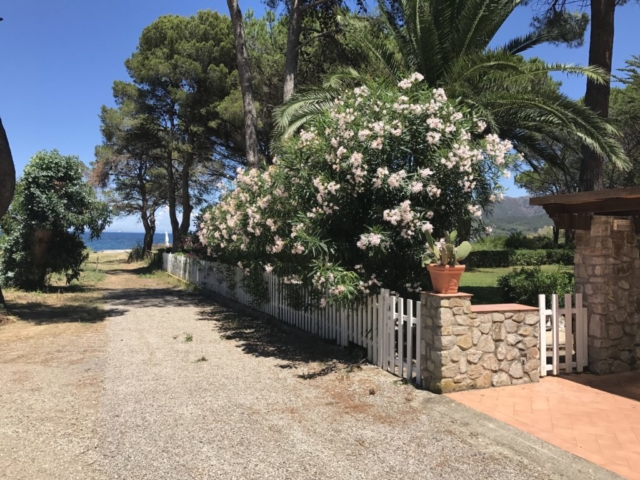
529,186,640,233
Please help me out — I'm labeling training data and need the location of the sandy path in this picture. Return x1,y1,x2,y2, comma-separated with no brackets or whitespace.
0,265,617,479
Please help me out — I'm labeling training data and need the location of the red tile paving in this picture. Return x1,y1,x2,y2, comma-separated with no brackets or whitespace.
449,372,640,480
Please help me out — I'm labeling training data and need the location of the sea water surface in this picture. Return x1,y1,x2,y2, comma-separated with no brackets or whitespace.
82,232,173,252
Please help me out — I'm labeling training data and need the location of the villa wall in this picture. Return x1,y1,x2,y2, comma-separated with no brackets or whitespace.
420,292,540,393
574,216,640,374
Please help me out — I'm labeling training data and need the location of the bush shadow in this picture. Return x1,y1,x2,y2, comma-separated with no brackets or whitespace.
5,301,125,325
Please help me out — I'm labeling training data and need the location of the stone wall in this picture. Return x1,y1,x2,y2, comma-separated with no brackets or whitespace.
420,292,540,393
574,215,640,374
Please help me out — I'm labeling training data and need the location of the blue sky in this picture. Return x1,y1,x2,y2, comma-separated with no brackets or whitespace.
1,1,639,232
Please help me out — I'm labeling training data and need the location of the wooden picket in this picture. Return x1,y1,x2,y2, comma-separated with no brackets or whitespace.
163,253,421,384
538,293,588,376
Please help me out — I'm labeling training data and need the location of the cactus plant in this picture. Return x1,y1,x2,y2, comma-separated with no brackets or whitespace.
423,230,473,266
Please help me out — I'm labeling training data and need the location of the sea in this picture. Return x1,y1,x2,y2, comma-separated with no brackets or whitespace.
82,232,173,252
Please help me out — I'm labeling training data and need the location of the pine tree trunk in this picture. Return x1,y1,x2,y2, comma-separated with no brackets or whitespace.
227,0,259,169
141,212,156,257
283,0,303,102
179,153,194,239
579,0,616,191
166,152,181,249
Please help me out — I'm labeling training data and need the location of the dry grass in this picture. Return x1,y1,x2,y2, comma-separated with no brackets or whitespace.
0,252,131,330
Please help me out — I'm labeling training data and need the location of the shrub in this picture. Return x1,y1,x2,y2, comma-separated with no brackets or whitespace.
466,248,574,268
472,235,508,251
545,249,575,265
504,231,555,250
465,250,511,268
199,75,517,304
126,242,150,263
497,267,574,307
510,249,546,266
0,150,111,290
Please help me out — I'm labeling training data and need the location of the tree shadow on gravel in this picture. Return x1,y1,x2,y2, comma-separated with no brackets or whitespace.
198,301,367,377
104,287,200,310
6,302,122,325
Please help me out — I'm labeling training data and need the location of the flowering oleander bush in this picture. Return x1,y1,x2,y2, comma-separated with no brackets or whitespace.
198,75,517,306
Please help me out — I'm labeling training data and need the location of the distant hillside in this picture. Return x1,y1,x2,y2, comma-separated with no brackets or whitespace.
484,196,553,235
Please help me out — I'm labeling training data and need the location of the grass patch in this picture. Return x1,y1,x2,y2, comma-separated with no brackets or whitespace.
195,356,207,362
460,264,572,305
0,254,125,326
184,333,193,343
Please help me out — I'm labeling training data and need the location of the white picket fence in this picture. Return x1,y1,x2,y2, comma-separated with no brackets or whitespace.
538,293,588,376
163,253,422,385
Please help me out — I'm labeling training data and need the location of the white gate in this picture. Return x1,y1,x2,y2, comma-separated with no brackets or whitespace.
163,253,422,385
538,293,588,376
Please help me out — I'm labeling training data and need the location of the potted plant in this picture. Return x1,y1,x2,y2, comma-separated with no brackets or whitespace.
423,230,472,294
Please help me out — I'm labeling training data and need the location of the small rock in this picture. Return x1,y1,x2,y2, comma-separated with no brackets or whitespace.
496,343,506,361
524,359,540,373
492,371,511,387
467,364,484,380
457,334,473,350
452,326,469,336
492,323,507,341
441,335,457,349
491,313,505,323
611,360,631,373
466,350,483,364
506,334,522,346
475,371,492,389
459,356,467,374
481,354,499,372
517,325,533,337
472,328,482,345
506,347,519,361
442,364,459,378
449,346,462,362
525,314,539,325
509,361,524,379
477,335,495,353
527,347,540,359
504,320,518,334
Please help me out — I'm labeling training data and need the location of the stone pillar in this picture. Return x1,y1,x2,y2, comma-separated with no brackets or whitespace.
420,292,540,393
575,216,640,374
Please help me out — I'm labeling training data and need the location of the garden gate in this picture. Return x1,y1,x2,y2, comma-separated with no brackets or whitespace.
538,293,588,376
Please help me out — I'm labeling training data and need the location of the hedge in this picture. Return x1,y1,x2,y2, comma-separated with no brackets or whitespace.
465,248,574,268
497,267,574,307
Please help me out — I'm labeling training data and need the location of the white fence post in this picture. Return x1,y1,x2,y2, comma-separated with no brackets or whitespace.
539,294,547,377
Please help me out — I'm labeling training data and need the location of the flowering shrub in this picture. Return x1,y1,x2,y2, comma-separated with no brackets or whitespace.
199,75,517,306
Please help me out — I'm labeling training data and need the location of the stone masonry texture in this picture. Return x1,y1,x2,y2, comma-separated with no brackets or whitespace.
420,293,540,394
575,215,640,374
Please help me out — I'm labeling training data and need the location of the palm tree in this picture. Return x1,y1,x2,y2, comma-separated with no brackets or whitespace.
274,0,628,171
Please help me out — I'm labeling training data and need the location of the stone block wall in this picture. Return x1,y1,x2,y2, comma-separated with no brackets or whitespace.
420,292,540,393
574,215,640,374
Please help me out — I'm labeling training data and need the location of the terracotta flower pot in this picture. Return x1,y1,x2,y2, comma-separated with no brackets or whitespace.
427,264,466,294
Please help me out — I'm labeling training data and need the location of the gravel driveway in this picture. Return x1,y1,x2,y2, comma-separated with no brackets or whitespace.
0,268,618,480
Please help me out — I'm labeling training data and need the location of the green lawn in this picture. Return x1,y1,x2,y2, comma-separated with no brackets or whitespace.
460,264,573,305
